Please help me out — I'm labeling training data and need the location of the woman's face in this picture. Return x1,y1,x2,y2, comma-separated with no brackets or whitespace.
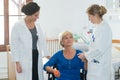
30,11,40,22
88,14,99,24
62,34,74,47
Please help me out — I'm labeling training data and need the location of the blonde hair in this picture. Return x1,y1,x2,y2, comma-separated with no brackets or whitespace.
87,4,107,18
59,31,73,47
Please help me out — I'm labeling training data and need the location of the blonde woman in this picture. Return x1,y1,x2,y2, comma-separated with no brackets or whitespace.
44,31,85,80
78,4,114,80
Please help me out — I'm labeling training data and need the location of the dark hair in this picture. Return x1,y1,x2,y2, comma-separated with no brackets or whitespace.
87,4,107,18
21,2,40,15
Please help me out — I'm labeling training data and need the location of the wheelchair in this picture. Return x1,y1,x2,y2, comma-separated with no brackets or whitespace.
47,64,87,80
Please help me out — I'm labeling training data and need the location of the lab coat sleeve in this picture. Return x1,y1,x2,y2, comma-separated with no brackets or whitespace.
10,24,21,62
85,26,112,61
85,48,102,61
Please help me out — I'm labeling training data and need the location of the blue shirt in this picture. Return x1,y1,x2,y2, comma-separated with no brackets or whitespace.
44,50,84,80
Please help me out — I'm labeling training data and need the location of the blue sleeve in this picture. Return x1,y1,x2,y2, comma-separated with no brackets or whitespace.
43,52,58,71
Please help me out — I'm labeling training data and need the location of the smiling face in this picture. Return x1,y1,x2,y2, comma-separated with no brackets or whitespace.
30,11,40,22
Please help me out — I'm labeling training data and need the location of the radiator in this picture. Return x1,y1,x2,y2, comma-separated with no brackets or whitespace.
46,39,62,56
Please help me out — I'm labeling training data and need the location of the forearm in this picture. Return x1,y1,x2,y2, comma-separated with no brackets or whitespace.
45,66,54,73
46,66,60,77
84,59,88,71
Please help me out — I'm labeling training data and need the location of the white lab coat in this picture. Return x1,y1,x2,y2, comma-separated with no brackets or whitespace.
85,20,114,80
10,19,50,80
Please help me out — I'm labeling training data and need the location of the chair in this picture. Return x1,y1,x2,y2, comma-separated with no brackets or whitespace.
80,69,87,80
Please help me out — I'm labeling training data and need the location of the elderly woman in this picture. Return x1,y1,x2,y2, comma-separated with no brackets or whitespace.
44,31,85,80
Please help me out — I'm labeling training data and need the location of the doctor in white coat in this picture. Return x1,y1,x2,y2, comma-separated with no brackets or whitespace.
78,4,114,80
10,2,50,80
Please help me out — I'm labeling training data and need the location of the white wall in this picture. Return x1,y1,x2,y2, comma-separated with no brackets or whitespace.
34,0,120,40
34,0,106,38
105,11,120,39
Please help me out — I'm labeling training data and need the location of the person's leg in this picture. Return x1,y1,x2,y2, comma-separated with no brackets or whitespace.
32,50,39,80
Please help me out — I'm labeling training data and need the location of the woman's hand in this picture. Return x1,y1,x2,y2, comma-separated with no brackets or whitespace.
77,53,86,62
16,62,22,73
46,66,60,77
45,56,51,59
53,69,60,78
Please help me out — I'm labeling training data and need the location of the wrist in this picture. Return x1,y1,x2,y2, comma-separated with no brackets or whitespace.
47,67,54,73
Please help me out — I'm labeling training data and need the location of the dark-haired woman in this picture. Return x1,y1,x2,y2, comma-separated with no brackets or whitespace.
10,2,50,80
